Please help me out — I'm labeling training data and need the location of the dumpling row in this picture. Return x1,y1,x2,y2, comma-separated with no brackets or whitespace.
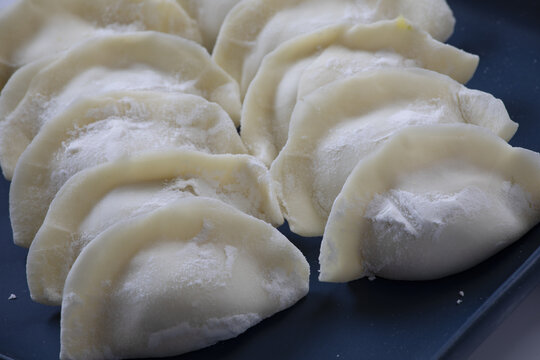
9,90,244,248
0,31,242,180
241,18,480,166
0,1,312,358
220,2,540,282
0,0,245,88
27,149,285,305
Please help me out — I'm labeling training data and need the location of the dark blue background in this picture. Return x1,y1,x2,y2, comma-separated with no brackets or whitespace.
1,0,540,359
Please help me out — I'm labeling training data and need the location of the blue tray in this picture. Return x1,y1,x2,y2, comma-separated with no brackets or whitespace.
1,0,539,359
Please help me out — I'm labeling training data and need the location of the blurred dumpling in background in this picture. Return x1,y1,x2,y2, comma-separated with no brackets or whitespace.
178,0,241,51
214,0,455,95
0,0,202,88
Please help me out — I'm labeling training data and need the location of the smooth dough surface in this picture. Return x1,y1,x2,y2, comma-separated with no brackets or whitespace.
213,0,455,95
60,197,309,360
178,0,241,51
319,125,540,282
0,56,55,122
241,19,478,166
27,150,283,305
0,0,201,88
10,91,246,248
270,68,518,236
0,31,241,179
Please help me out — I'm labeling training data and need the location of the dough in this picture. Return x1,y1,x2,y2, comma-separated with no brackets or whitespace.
270,68,518,236
241,19,479,166
10,91,245,248
178,0,241,51
60,197,309,359
319,125,540,282
27,150,283,305
0,31,241,179
213,0,455,95
0,0,201,88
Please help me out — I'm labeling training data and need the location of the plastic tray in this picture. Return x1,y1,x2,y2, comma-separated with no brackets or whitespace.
1,0,540,359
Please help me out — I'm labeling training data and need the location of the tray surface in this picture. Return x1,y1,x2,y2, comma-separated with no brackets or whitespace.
1,0,540,359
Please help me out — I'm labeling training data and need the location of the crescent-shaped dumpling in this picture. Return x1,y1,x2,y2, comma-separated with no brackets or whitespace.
242,19,479,166
0,57,56,122
60,197,309,359
0,31,241,179
0,0,201,87
27,150,283,305
178,0,241,51
213,0,455,95
270,68,518,236
10,91,246,248
319,125,540,282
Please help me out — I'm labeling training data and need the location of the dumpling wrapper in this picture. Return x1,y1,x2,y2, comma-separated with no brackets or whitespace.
270,68,518,236
0,31,241,179
178,0,241,51
27,150,284,305
213,0,455,95
10,91,246,248
0,0,201,88
241,19,479,166
319,125,540,282
0,56,56,122
60,197,309,359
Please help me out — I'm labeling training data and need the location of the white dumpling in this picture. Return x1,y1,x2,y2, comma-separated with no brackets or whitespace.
270,68,518,236
213,0,455,95
178,0,241,51
0,56,55,122
10,91,246,248
319,125,540,282
60,197,309,359
27,150,284,305
0,31,241,179
241,19,479,166
0,0,201,87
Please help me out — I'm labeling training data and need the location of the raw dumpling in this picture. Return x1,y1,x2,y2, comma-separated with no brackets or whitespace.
27,150,284,305
242,19,479,166
0,31,241,179
0,0,201,87
10,91,246,248
60,197,309,359
270,68,518,236
213,0,455,95
319,125,540,282
0,57,55,122
178,0,241,51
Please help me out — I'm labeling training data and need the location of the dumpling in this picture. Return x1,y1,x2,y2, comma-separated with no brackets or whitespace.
0,0,201,87
178,0,241,51
319,125,540,282
270,68,518,236
0,31,241,179
60,197,309,359
241,19,479,166
27,150,284,305
0,57,56,122
10,91,246,248
213,0,455,95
